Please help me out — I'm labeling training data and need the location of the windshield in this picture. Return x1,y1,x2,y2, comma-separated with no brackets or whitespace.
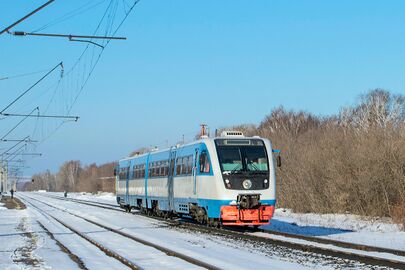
215,139,269,173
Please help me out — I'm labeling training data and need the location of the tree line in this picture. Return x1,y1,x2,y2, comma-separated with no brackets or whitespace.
22,89,405,226
222,89,405,226
22,161,115,193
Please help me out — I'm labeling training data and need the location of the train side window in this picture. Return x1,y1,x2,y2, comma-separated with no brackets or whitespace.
187,155,193,174
182,157,187,175
159,161,163,176
199,151,210,173
180,157,185,175
183,156,188,175
176,158,181,175
148,164,151,177
186,157,190,175
149,163,153,177
184,157,189,175
155,162,159,176
162,161,166,176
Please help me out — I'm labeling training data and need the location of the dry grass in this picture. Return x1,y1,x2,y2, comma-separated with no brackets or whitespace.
256,90,405,228
0,196,26,210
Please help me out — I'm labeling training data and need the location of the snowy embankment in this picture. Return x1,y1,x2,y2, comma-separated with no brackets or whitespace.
49,192,405,251
262,208,405,251
48,191,117,204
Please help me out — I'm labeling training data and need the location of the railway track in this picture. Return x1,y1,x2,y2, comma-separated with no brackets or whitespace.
20,196,141,270
19,194,221,270
31,192,405,269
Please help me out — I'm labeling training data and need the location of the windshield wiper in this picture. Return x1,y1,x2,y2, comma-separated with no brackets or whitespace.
247,160,260,171
246,160,268,173
230,163,243,174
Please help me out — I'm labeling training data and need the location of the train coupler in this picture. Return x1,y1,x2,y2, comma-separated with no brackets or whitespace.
220,204,275,226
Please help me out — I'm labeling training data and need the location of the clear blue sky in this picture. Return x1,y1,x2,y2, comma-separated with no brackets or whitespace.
1,0,405,175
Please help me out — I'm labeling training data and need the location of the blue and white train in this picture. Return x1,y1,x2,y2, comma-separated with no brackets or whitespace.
115,131,280,226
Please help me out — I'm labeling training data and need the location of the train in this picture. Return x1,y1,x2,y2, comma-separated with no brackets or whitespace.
115,130,280,227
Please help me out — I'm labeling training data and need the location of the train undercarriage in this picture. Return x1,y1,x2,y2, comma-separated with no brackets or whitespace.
119,194,275,228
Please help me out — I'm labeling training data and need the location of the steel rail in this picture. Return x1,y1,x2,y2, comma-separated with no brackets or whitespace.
36,221,88,270
34,192,405,269
20,195,142,270
23,194,222,270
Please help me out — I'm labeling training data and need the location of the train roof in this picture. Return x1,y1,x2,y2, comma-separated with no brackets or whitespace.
119,132,265,163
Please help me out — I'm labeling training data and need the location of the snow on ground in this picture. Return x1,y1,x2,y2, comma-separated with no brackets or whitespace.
47,191,117,205
49,192,405,251
21,193,318,269
10,192,403,269
18,192,386,269
261,208,405,251
0,200,78,270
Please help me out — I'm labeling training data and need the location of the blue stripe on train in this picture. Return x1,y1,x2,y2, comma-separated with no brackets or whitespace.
116,194,276,218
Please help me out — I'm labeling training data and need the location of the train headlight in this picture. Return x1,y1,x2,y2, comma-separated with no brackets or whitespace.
242,179,252,190
225,179,230,184
264,179,268,184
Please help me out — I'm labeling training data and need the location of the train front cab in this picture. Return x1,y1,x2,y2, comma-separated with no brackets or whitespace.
208,136,279,226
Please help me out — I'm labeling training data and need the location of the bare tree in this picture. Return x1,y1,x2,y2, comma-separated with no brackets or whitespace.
339,89,405,131
58,160,81,192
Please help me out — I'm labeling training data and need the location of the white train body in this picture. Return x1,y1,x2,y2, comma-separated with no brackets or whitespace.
116,132,277,226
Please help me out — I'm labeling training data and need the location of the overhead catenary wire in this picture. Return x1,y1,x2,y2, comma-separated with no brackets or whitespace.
9,31,126,40
0,107,39,141
6,153,41,156
31,0,107,33
0,0,55,35
0,62,63,114
66,0,141,115
36,0,141,147
1,139,37,143
0,68,50,81
2,1,140,175
2,143,27,161
2,112,79,121
0,136,29,156
6,151,41,163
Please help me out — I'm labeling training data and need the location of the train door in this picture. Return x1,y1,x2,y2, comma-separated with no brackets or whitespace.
193,148,199,195
167,149,176,212
125,162,130,204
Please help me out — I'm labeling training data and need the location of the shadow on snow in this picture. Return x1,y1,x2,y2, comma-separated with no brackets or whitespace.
262,219,353,237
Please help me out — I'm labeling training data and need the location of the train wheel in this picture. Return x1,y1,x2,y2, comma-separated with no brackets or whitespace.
208,218,220,228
